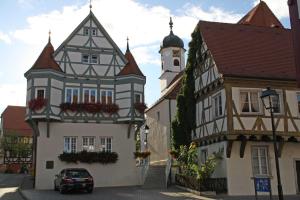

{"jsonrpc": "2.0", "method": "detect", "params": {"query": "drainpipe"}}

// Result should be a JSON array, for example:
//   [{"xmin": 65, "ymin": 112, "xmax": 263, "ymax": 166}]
[{"xmin": 288, "ymin": 0, "xmax": 300, "ymax": 87}]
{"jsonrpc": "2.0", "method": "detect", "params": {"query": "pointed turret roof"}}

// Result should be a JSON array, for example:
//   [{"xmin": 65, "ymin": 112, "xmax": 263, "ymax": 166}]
[
  {"xmin": 118, "ymin": 40, "xmax": 144, "ymax": 77},
  {"xmin": 238, "ymin": 1, "xmax": 284, "ymax": 28},
  {"xmin": 31, "ymin": 36, "xmax": 62, "ymax": 72}
]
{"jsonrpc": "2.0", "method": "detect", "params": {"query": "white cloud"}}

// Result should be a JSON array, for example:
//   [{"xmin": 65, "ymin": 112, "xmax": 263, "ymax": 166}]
[
  {"xmin": 0, "ymin": 31, "xmax": 11, "ymax": 44},
  {"xmin": 253, "ymin": 0, "xmax": 289, "ymax": 19},
  {"xmin": 0, "ymin": 83, "xmax": 26, "ymax": 114}
]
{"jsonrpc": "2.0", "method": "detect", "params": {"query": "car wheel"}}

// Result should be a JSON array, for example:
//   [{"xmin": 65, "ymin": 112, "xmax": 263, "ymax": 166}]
[
  {"xmin": 59, "ymin": 186, "xmax": 65, "ymax": 194},
  {"xmin": 86, "ymin": 187, "xmax": 93, "ymax": 193}
]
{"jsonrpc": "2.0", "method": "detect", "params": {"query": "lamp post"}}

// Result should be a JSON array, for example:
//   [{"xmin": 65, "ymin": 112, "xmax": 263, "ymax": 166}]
[
  {"xmin": 260, "ymin": 87, "xmax": 283, "ymax": 200},
  {"xmin": 144, "ymin": 125, "xmax": 149, "ymax": 150}
]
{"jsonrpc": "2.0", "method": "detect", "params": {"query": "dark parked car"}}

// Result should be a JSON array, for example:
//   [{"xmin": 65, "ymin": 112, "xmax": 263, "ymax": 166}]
[{"xmin": 54, "ymin": 168, "xmax": 94, "ymax": 194}]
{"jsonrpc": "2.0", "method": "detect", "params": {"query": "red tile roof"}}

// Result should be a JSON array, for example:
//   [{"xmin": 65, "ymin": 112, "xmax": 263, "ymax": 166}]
[
  {"xmin": 118, "ymin": 49, "xmax": 144, "ymax": 77},
  {"xmin": 1, "ymin": 106, "xmax": 33, "ymax": 137},
  {"xmin": 238, "ymin": 1, "xmax": 284, "ymax": 28},
  {"xmin": 31, "ymin": 39, "xmax": 62, "ymax": 72},
  {"xmin": 198, "ymin": 21, "xmax": 296, "ymax": 80}
]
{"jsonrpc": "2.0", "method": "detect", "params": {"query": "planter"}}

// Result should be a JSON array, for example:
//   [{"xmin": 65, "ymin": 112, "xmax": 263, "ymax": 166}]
[
  {"xmin": 134, "ymin": 151, "xmax": 150, "ymax": 159},
  {"xmin": 60, "ymin": 103, "xmax": 118, "ymax": 114},
  {"xmin": 28, "ymin": 98, "xmax": 47, "ymax": 111},
  {"xmin": 134, "ymin": 103, "xmax": 147, "ymax": 114},
  {"xmin": 58, "ymin": 151, "xmax": 118, "ymax": 164}
]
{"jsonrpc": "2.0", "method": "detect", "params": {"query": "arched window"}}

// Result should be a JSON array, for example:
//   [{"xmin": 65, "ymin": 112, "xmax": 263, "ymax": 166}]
[{"xmin": 173, "ymin": 59, "xmax": 180, "ymax": 66}]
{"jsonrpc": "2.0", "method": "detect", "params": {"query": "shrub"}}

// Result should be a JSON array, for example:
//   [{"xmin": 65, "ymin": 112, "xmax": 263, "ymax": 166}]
[{"xmin": 58, "ymin": 151, "xmax": 118, "ymax": 164}]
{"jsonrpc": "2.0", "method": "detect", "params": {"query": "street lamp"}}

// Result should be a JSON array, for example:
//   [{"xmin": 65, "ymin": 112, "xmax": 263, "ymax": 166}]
[
  {"xmin": 144, "ymin": 125, "xmax": 149, "ymax": 150},
  {"xmin": 260, "ymin": 87, "xmax": 283, "ymax": 200}
]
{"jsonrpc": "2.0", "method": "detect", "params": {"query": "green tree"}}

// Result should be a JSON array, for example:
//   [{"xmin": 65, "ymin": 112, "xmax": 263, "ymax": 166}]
[{"xmin": 172, "ymin": 27, "xmax": 203, "ymax": 149}]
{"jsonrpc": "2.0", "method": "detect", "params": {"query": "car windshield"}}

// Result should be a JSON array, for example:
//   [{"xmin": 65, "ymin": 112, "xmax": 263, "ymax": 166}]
[{"xmin": 66, "ymin": 170, "xmax": 90, "ymax": 178}]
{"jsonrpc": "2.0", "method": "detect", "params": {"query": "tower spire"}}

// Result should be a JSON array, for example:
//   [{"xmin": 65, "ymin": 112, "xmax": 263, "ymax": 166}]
[
  {"xmin": 126, "ymin": 37, "xmax": 130, "ymax": 52},
  {"xmin": 169, "ymin": 17, "xmax": 173, "ymax": 33},
  {"xmin": 48, "ymin": 30, "xmax": 51, "ymax": 43},
  {"xmin": 89, "ymin": 0, "xmax": 92, "ymax": 11}
]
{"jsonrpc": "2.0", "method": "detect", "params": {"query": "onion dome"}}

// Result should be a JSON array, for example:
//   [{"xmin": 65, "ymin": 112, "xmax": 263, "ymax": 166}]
[{"xmin": 161, "ymin": 18, "xmax": 184, "ymax": 49}]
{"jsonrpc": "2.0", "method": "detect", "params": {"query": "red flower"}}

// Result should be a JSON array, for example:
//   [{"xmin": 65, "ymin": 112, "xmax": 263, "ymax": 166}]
[
  {"xmin": 28, "ymin": 98, "xmax": 47, "ymax": 111},
  {"xmin": 102, "ymin": 103, "xmax": 119, "ymax": 114},
  {"xmin": 134, "ymin": 102, "xmax": 147, "ymax": 113}
]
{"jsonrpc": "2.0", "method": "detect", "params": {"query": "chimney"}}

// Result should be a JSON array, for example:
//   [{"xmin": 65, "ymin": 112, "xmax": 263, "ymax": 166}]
[{"xmin": 288, "ymin": 0, "xmax": 300, "ymax": 87}]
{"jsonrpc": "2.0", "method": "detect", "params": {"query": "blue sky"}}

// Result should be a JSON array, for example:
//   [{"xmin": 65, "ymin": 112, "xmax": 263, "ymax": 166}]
[{"xmin": 0, "ymin": 0, "xmax": 291, "ymax": 113}]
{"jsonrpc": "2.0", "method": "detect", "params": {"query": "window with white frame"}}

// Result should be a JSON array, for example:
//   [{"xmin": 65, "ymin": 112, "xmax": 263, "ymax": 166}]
[
  {"xmin": 82, "ymin": 137, "xmax": 95, "ymax": 151},
  {"xmin": 64, "ymin": 137, "xmax": 77, "ymax": 153},
  {"xmin": 100, "ymin": 137, "xmax": 112, "ymax": 152},
  {"xmin": 35, "ymin": 88, "xmax": 45, "ymax": 99},
  {"xmin": 135, "ymin": 94, "xmax": 142, "ymax": 103},
  {"xmin": 251, "ymin": 146, "xmax": 269, "ymax": 176},
  {"xmin": 91, "ymin": 28, "xmax": 97, "ymax": 36},
  {"xmin": 83, "ymin": 89, "xmax": 97, "ymax": 103},
  {"xmin": 82, "ymin": 54, "xmax": 89, "ymax": 63},
  {"xmin": 65, "ymin": 88, "xmax": 79, "ymax": 103},
  {"xmin": 213, "ymin": 93, "xmax": 222, "ymax": 118},
  {"xmin": 297, "ymin": 93, "xmax": 300, "ymax": 114},
  {"xmin": 83, "ymin": 27, "xmax": 89, "ymax": 36},
  {"xmin": 91, "ymin": 54, "xmax": 98, "ymax": 64},
  {"xmin": 101, "ymin": 90, "xmax": 113, "ymax": 104},
  {"xmin": 200, "ymin": 149, "xmax": 208, "ymax": 164},
  {"xmin": 240, "ymin": 91, "xmax": 260, "ymax": 113}
]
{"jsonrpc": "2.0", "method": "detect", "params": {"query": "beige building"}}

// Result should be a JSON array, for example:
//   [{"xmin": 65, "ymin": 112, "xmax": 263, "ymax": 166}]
[
  {"xmin": 24, "ymin": 10, "xmax": 146, "ymax": 189},
  {"xmin": 145, "ymin": 18, "xmax": 185, "ymax": 164},
  {"xmin": 194, "ymin": 1, "xmax": 300, "ymax": 196}
]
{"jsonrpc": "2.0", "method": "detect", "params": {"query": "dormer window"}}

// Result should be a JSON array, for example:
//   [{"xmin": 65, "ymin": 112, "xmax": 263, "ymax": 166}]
[
  {"xmin": 91, "ymin": 54, "xmax": 98, "ymax": 64},
  {"xmin": 82, "ymin": 54, "xmax": 89, "ymax": 63},
  {"xmin": 82, "ymin": 54, "xmax": 98, "ymax": 64},
  {"xmin": 83, "ymin": 27, "xmax": 97, "ymax": 36},
  {"xmin": 83, "ymin": 28, "xmax": 89, "ymax": 36},
  {"xmin": 91, "ymin": 28, "xmax": 97, "ymax": 36}
]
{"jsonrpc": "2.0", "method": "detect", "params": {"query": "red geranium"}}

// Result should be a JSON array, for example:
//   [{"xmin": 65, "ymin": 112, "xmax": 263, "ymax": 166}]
[
  {"xmin": 102, "ymin": 103, "xmax": 119, "ymax": 114},
  {"xmin": 28, "ymin": 98, "xmax": 47, "ymax": 111},
  {"xmin": 134, "ymin": 102, "xmax": 147, "ymax": 113}
]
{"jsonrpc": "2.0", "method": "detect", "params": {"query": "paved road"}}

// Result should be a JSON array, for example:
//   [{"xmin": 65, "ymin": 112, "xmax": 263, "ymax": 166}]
[{"xmin": 0, "ymin": 173, "xmax": 26, "ymax": 200}]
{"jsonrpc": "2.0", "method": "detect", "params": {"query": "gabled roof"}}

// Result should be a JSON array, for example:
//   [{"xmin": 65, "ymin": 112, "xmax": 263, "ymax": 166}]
[
  {"xmin": 117, "ymin": 44, "xmax": 144, "ymax": 77},
  {"xmin": 53, "ymin": 11, "xmax": 126, "ymax": 64},
  {"xmin": 238, "ymin": 1, "xmax": 283, "ymax": 28},
  {"xmin": 31, "ymin": 38, "xmax": 62, "ymax": 72},
  {"xmin": 1, "ymin": 106, "xmax": 33, "ymax": 137},
  {"xmin": 198, "ymin": 21, "xmax": 296, "ymax": 80}
]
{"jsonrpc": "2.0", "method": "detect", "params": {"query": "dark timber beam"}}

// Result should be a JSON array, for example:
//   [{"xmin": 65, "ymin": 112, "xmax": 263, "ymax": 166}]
[{"xmin": 226, "ymin": 140, "xmax": 233, "ymax": 158}]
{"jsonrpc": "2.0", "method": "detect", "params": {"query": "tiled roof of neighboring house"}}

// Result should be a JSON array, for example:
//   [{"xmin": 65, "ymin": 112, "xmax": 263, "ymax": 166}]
[
  {"xmin": 118, "ymin": 47, "xmax": 144, "ymax": 77},
  {"xmin": 198, "ymin": 21, "xmax": 295, "ymax": 80},
  {"xmin": 31, "ymin": 38, "xmax": 62, "ymax": 72},
  {"xmin": 238, "ymin": 1, "xmax": 284, "ymax": 28},
  {"xmin": 1, "ymin": 106, "xmax": 32, "ymax": 137}
]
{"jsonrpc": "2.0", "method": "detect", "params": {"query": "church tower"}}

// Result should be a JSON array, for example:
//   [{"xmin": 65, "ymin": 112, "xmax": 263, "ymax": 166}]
[{"xmin": 159, "ymin": 18, "xmax": 185, "ymax": 95}]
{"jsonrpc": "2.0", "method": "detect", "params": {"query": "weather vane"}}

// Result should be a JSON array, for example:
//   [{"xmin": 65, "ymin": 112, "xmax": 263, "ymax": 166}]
[{"xmin": 89, "ymin": 0, "xmax": 92, "ymax": 10}]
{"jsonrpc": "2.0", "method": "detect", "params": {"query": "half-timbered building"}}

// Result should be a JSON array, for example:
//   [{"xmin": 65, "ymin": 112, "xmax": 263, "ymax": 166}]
[
  {"xmin": 24, "ymin": 10, "xmax": 146, "ymax": 189},
  {"xmin": 194, "ymin": 1, "xmax": 300, "ymax": 195}
]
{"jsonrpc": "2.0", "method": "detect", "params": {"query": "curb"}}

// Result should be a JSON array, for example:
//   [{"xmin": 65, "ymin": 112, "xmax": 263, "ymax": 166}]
[
  {"xmin": 175, "ymin": 185, "xmax": 216, "ymax": 196},
  {"xmin": 18, "ymin": 188, "xmax": 29, "ymax": 200}
]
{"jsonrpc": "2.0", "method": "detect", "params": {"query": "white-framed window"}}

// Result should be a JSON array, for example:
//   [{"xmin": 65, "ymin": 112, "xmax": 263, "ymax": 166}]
[
  {"xmin": 240, "ymin": 91, "xmax": 260, "ymax": 113},
  {"xmin": 251, "ymin": 146, "xmax": 269, "ymax": 176},
  {"xmin": 91, "ymin": 54, "xmax": 98, "ymax": 64},
  {"xmin": 83, "ymin": 89, "xmax": 97, "ymax": 103},
  {"xmin": 297, "ymin": 93, "xmax": 300, "ymax": 114},
  {"xmin": 83, "ymin": 27, "xmax": 89, "ymax": 36},
  {"xmin": 135, "ymin": 93, "xmax": 142, "ymax": 103},
  {"xmin": 91, "ymin": 28, "xmax": 97, "ymax": 36},
  {"xmin": 100, "ymin": 137, "xmax": 112, "ymax": 152},
  {"xmin": 101, "ymin": 90, "xmax": 113, "ymax": 104},
  {"xmin": 35, "ymin": 88, "xmax": 45, "ymax": 99},
  {"xmin": 64, "ymin": 137, "xmax": 77, "ymax": 153},
  {"xmin": 65, "ymin": 88, "xmax": 79, "ymax": 103},
  {"xmin": 212, "ymin": 93, "xmax": 222, "ymax": 118},
  {"xmin": 200, "ymin": 149, "xmax": 208, "ymax": 164},
  {"xmin": 82, "ymin": 54, "xmax": 89, "ymax": 63},
  {"xmin": 82, "ymin": 137, "xmax": 95, "ymax": 151}
]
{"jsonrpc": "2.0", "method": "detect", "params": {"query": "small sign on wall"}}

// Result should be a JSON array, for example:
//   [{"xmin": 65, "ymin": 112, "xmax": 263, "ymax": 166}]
[
  {"xmin": 46, "ymin": 161, "xmax": 54, "ymax": 169},
  {"xmin": 253, "ymin": 177, "xmax": 272, "ymax": 200}
]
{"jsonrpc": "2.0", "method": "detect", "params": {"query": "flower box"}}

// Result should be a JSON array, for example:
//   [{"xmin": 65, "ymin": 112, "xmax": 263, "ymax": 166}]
[
  {"xmin": 134, "ymin": 102, "xmax": 147, "ymax": 114},
  {"xmin": 102, "ymin": 103, "xmax": 119, "ymax": 114},
  {"xmin": 134, "ymin": 151, "xmax": 151, "ymax": 159},
  {"xmin": 28, "ymin": 98, "xmax": 47, "ymax": 111},
  {"xmin": 58, "ymin": 151, "xmax": 118, "ymax": 164}
]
